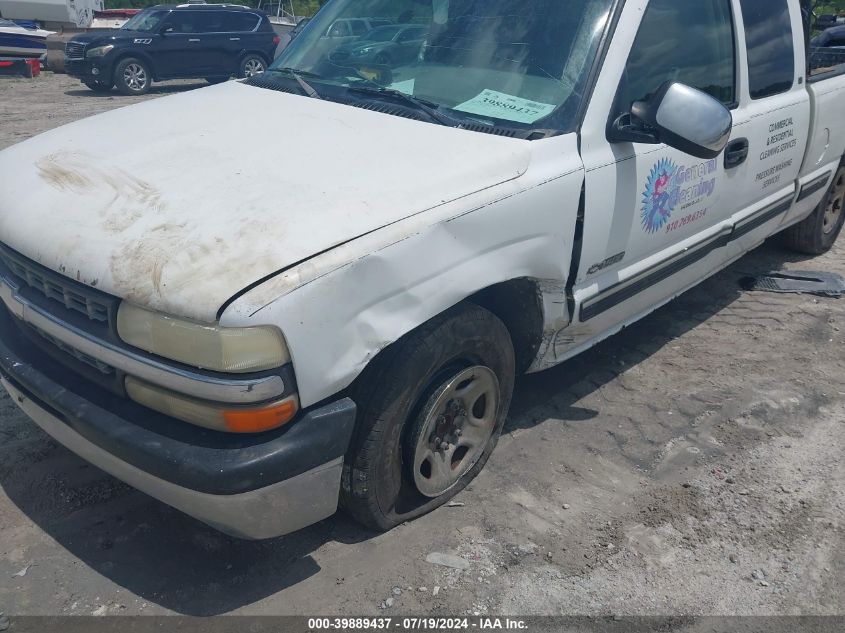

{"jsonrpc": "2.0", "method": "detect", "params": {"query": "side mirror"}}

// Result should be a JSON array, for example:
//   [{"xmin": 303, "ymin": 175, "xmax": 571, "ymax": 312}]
[{"xmin": 609, "ymin": 82, "xmax": 733, "ymax": 160}]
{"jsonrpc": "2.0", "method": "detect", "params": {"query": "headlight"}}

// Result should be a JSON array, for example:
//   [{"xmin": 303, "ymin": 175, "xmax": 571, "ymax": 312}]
[
  {"xmin": 117, "ymin": 303, "xmax": 290, "ymax": 373},
  {"xmin": 86, "ymin": 44, "xmax": 114, "ymax": 58}
]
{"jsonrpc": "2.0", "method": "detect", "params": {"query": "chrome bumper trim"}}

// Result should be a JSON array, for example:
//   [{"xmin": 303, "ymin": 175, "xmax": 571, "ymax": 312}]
[
  {"xmin": 3, "ymin": 377, "xmax": 341, "ymax": 539},
  {"xmin": 0, "ymin": 273, "xmax": 285, "ymax": 404}
]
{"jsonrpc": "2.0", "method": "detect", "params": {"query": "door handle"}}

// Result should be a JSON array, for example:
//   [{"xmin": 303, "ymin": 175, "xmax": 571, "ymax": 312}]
[
  {"xmin": 188, "ymin": 38, "xmax": 200, "ymax": 42},
  {"xmin": 229, "ymin": 37, "xmax": 240, "ymax": 41},
  {"xmin": 724, "ymin": 138, "xmax": 749, "ymax": 169}
]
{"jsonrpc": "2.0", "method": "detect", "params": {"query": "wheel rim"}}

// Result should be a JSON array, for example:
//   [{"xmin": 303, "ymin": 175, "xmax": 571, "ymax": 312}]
[
  {"xmin": 243, "ymin": 58, "xmax": 265, "ymax": 77},
  {"xmin": 123, "ymin": 63, "xmax": 147, "ymax": 92},
  {"xmin": 411, "ymin": 366, "xmax": 500, "ymax": 498},
  {"xmin": 822, "ymin": 169, "xmax": 845, "ymax": 235}
]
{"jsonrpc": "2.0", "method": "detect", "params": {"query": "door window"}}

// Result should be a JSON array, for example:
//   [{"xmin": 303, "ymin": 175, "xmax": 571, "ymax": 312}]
[
  {"xmin": 194, "ymin": 12, "xmax": 226, "ymax": 34},
  {"xmin": 327, "ymin": 21, "xmax": 350, "ymax": 37},
  {"xmin": 163, "ymin": 11, "xmax": 199, "ymax": 33},
  {"xmin": 397, "ymin": 27, "xmax": 425, "ymax": 43},
  {"xmin": 618, "ymin": 0, "xmax": 736, "ymax": 113},
  {"xmin": 225, "ymin": 12, "xmax": 260, "ymax": 33},
  {"xmin": 739, "ymin": 0, "xmax": 795, "ymax": 98},
  {"xmin": 349, "ymin": 20, "xmax": 369, "ymax": 36}
]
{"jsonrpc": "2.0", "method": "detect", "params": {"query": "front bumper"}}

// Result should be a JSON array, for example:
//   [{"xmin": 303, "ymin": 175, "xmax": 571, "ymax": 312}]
[
  {"xmin": 65, "ymin": 57, "xmax": 114, "ymax": 81},
  {"xmin": 0, "ymin": 307, "xmax": 357, "ymax": 540}
]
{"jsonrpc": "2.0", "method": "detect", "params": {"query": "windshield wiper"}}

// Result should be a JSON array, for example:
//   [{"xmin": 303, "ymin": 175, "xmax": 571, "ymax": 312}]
[
  {"xmin": 346, "ymin": 84, "xmax": 454, "ymax": 126},
  {"xmin": 265, "ymin": 67, "xmax": 323, "ymax": 99}
]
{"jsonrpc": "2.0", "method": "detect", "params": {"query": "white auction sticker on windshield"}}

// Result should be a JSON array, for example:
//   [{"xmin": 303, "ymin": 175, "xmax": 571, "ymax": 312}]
[
  {"xmin": 454, "ymin": 89, "xmax": 556, "ymax": 124},
  {"xmin": 388, "ymin": 79, "xmax": 416, "ymax": 95}
]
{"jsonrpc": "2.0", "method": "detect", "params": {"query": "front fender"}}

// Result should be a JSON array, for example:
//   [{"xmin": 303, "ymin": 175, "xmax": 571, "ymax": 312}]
[{"xmin": 221, "ymin": 135, "xmax": 584, "ymax": 407}]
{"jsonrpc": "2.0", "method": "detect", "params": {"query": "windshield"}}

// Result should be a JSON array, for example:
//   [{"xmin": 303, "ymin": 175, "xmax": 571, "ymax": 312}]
[
  {"xmin": 121, "ymin": 9, "xmax": 167, "ymax": 32},
  {"xmin": 271, "ymin": 0, "xmax": 614, "ymax": 134},
  {"xmin": 0, "ymin": 19, "xmax": 20, "ymax": 28}
]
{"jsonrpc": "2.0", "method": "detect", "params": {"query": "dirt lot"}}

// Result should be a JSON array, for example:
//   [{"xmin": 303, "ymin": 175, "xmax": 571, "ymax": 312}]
[{"xmin": 0, "ymin": 72, "xmax": 843, "ymax": 618}]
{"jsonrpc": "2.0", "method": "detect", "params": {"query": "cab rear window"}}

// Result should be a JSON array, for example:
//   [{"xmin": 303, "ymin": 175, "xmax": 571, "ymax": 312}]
[{"xmin": 739, "ymin": 0, "xmax": 795, "ymax": 98}]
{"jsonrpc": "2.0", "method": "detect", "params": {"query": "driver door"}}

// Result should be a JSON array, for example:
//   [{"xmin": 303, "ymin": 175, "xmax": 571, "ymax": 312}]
[
  {"xmin": 156, "ymin": 11, "xmax": 206, "ymax": 77},
  {"xmin": 573, "ymin": 0, "xmax": 741, "ymax": 330}
]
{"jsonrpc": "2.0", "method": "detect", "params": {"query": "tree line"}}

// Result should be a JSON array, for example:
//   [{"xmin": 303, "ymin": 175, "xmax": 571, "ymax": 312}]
[{"xmin": 814, "ymin": 0, "xmax": 845, "ymax": 14}]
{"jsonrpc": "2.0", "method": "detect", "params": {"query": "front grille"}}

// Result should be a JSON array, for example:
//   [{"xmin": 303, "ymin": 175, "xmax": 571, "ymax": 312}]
[
  {"xmin": 65, "ymin": 41, "xmax": 85, "ymax": 59},
  {"xmin": 0, "ymin": 244, "xmax": 113, "ymax": 323},
  {"xmin": 31, "ymin": 325, "xmax": 114, "ymax": 375}
]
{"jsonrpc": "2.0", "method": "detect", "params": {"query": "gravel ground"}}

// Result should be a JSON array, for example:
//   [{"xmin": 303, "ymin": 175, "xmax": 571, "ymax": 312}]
[{"xmin": 0, "ymin": 72, "xmax": 843, "ymax": 618}]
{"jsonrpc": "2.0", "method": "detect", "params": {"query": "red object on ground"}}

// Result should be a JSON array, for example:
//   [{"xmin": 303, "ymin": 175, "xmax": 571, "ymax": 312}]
[
  {"xmin": 0, "ymin": 58, "xmax": 39, "ymax": 77},
  {"xmin": 93, "ymin": 8, "xmax": 140, "ymax": 18}
]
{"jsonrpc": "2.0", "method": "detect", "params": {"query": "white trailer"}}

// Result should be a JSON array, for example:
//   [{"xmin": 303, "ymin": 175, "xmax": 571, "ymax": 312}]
[{"xmin": 0, "ymin": 0, "xmax": 103, "ymax": 29}]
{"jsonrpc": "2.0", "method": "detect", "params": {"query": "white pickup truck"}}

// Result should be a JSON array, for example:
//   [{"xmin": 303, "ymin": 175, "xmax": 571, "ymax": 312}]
[{"xmin": 1, "ymin": 0, "xmax": 844, "ymax": 539}]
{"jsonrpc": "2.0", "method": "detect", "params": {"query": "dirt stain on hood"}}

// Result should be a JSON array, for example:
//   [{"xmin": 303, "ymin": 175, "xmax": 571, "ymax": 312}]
[
  {"xmin": 35, "ymin": 151, "xmax": 165, "ymax": 226},
  {"xmin": 34, "ymin": 150, "xmax": 174, "ymax": 301},
  {"xmin": 35, "ymin": 153, "xmax": 94, "ymax": 192}
]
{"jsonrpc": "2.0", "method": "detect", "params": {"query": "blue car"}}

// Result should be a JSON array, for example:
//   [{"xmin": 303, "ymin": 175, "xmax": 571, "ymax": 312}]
[{"xmin": 328, "ymin": 24, "xmax": 428, "ymax": 68}]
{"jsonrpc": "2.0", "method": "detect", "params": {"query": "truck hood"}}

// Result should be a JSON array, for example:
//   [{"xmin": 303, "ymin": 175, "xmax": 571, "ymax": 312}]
[{"xmin": 0, "ymin": 81, "xmax": 530, "ymax": 322}]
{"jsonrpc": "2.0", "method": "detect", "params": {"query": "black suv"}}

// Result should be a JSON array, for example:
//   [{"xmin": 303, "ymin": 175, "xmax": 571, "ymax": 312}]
[{"xmin": 65, "ymin": 4, "xmax": 279, "ymax": 95}]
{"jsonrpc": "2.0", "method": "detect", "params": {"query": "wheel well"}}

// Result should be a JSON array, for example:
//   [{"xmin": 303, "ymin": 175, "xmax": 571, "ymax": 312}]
[
  {"xmin": 346, "ymin": 278, "xmax": 545, "ymax": 402},
  {"xmin": 241, "ymin": 50, "xmax": 271, "ymax": 65},
  {"xmin": 469, "ymin": 278, "xmax": 544, "ymax": 375}
]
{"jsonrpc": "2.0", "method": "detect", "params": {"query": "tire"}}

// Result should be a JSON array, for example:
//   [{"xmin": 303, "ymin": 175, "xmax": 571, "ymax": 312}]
[
  {"xmin": 114, "ymin": 57, "xmax": 151, "ymax": 95},
  {"xmin": 84, "ymin": 79, "xmax": 112, "ymax": 93},
  {"xmin": 782, "ymin": 164, "xmax": 845, "ymax": 255},
  {"xmin": 237, "ymin": 54, "xmax": 266, "ymax": 79},
  {"xmin": 341, "ymin": 303, "xmax": 515, "ymax": 531}
]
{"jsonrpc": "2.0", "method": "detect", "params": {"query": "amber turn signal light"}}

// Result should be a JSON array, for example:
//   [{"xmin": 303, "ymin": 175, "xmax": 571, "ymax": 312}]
[{"xmin": 224, "ymin": 398, "xmax": 298, "ymax": 433}]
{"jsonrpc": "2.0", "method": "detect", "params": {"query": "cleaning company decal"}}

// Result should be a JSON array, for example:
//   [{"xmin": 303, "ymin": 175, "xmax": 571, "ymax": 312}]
[{"xmin": 641, "ymin": 158, "xmax": 718, "ymax": 234}]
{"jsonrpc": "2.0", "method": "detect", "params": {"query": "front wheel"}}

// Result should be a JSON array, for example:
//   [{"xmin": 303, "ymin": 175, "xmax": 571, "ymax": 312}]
[
  {"xmin": 84, "ymin": 79, "xmax": 112, "ymax": 93},
  {"xmin": 238, "ymin": 54, "xmax": 266, "ymax": 79},
  {"xmin": 114, "ymin": 58, "xmax": 151, "ymax": 95},
  {"xmin": 783, "ymin": 164, "xmax": 845, "ymax": 255},
  {"xmin": 341, "ymin": 304, "xmax": 515, "ymax": 531}
]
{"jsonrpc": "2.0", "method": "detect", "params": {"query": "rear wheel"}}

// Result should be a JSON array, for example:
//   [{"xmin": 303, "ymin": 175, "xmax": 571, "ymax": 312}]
[
  {"xmin": 238, "ymin": 54, "xmax": 266, "ymax": 78},
  {"xmin": 783, "ymin": 164, "xmax": 845, "ymax": 255},
  {"xmin": 341, "ymin": 304, "xmax": 515, "ymax": 531},
  {"xmin": 114, "ymin": 58, "xmax": 151, "ymax": 95}
]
